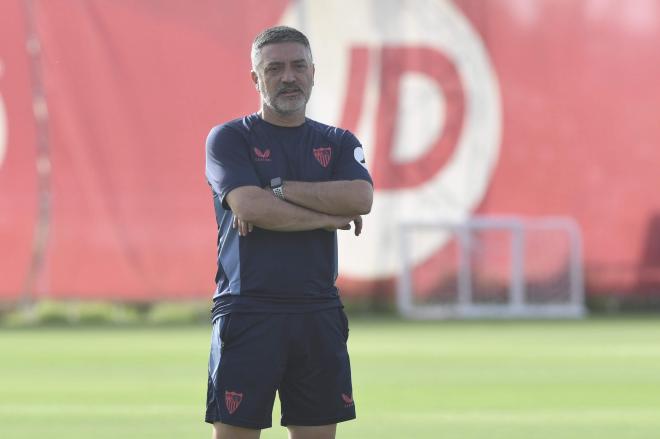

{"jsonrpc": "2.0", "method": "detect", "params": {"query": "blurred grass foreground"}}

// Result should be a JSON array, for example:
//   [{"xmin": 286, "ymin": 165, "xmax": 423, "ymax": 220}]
[
  {"xmin": 1, "ymin": 316, "xmax": 659, "ymax": 439},
  {"xmin": 0, "ymin": 301, "xmax": 213, "ymax": 327}
]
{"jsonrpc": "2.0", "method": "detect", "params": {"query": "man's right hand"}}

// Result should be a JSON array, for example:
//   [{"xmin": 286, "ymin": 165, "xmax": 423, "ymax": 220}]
[{"xmin": 324, "ymin": 215, "xmax": 363, "ymax": 236}]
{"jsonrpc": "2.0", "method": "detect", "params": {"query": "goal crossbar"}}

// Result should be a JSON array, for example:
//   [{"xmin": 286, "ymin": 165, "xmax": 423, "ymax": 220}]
[{"xmin": 396, "ymin": 216, "xmax": 587, "ymax": 320}]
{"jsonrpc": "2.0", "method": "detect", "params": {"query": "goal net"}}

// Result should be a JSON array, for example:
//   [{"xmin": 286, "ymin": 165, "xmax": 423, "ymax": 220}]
[{"xmin": 396, "ymin": 216, "xmax": 586, "ymax": 319}]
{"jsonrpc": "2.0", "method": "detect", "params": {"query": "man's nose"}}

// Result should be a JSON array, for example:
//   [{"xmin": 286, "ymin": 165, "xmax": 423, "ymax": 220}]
[{"xmin": 281, "ymin": 66, "xmax": 296, "ymax": 83}]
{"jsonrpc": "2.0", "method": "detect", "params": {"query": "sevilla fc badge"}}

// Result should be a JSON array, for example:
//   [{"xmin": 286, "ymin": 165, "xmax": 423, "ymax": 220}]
[
  {"xmin": 313, "ymin": 147, "xmax": 332, "ymax": 167},
  {"xmin": 225, "ymin": 391, "xmax": 243, "ymax": 414}
]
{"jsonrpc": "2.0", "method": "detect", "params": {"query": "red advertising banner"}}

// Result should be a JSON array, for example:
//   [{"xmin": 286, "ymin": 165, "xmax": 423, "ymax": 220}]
[
  {"xmin": 1, "ymin": 0, "xmax": 659, "ymax": 302},
  {"xmin": 0, "ymin": 0, "xmax": 39, "ymax": 301},
  {"xmin": 463, "ymin": 0, "xmax": 660, "ymax": 298}
]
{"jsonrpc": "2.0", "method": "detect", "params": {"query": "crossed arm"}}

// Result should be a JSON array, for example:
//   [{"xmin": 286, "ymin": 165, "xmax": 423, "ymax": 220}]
[{"xmin": 225, "ymin": 179, "xmax": 373, "ymax": 236}]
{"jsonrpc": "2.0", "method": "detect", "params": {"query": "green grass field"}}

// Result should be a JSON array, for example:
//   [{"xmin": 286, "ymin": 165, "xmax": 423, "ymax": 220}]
[{"xmin": 1, "ymin": 317, "xmax": 659, "ymax": 438}]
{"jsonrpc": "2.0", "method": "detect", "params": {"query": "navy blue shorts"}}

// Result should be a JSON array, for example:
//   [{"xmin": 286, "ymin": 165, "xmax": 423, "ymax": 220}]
[{"xmin": 205, "ymin": 307, "xmax": 356, "ymax": 429}]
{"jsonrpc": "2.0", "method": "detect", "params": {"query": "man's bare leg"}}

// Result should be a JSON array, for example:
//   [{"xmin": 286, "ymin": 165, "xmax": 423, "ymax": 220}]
[
  {"xmin": 212, "ymin": 423, "xmax": 261, "ymax": 439},
  {"xmin": 287, "ymin": 424, "xmax": 336, "ymax": 439}
]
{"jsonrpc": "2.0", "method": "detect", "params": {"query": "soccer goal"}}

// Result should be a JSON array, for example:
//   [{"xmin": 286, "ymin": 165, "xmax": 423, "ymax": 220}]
[{"xmin": 396, "ymin": 216, "xmax": 586, "ymax": 319}]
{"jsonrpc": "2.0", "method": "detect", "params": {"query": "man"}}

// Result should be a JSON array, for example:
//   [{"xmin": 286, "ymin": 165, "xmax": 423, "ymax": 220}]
[{"xmin": 204, "ymin": 26, "xmax": 373, "ymax": 439}]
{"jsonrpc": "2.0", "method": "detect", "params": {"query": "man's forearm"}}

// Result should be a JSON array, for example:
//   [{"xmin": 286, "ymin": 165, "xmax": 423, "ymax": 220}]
[
  {"xmin": 255, "ymin": 200, "xmax": 341, "ymax": 232},
  {"xmin": 227, "ymin": 186, "xmax": 352, "ymax": 232},
  {"xmin": 280, "ymin": 180, "xmax": 373, "ymax": 216}
]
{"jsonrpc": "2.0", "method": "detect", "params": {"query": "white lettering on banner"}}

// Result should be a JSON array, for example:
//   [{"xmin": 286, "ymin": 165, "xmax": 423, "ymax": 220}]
[
  {"xmin": 392, "ymin": 72, "xmax": 445, "ymax": 163},
  {"xmin": 282, "ymin": 0, "xmax": 502, "ymax": 278},
  {"xmin": 0, "ymin": 58, "xmax": 7, "ymax": 169}
]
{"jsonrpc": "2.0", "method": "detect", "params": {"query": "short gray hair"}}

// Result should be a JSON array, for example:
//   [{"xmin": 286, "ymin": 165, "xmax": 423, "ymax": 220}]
[{"xmin": 251, "ymin": 26, "xmax": 312, "ymax": 68}]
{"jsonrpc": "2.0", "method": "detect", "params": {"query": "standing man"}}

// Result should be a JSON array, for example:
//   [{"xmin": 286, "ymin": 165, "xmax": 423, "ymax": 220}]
[{"xmin": 204, "ymin": 26, "xmax": 373, "ymax": 439}]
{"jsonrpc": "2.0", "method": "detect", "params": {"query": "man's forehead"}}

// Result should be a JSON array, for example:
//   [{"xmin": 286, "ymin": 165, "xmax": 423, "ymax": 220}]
[{"xmin": 259, "ymin": 42, "xmax": 312, "ymax": 63}]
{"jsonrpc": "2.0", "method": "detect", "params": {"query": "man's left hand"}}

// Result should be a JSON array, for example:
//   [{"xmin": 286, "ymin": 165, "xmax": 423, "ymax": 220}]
[{"xmin": 352, "ymin": 216, "xmax": 363, "ymax": 236}]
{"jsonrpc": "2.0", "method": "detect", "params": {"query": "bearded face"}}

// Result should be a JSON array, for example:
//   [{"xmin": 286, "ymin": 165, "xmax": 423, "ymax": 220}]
[{"xmin": 252, "ymin": 42, "xmax": 315, "ymax": 117}]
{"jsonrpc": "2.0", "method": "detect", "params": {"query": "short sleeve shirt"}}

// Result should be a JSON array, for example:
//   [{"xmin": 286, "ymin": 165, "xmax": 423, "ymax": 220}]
[{"xmin": 205, "ymin": 113, "xmax": 372, "ymax": 317}]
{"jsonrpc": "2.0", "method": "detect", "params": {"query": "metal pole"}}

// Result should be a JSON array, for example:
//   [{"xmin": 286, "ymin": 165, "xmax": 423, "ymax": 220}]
[
  {"xmin": 20, "ymin": 0, "xmax": 52, "ymax": 310},
  {"xmin": 510, "ymin": 220, "xmax": 525, "ymax": 312}
]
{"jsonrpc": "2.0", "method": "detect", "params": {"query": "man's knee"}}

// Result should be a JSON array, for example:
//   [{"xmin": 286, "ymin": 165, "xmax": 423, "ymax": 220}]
[
  {"xmin": 212, "ymin": 422, "xmax": 261, "ymax": 439},
  {"xmin": 287, "ymin": 424, "xmax": 336, "ymax": 439}
]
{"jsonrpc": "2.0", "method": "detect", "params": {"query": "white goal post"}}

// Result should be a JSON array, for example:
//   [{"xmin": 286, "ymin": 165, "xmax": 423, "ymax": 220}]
[{"xmin": 396, "ymin": 216, "xmax": 586, "ymax": 319}]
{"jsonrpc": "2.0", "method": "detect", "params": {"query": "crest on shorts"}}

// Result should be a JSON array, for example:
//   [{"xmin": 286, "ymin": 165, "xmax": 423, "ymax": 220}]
[
  {"xmin": 225, "ymin": 391, "xmax": 243, "ymax": 414},
  {"xmin": 313, "ymin": 147, "xmax": 332, "ymax": 168},
  {"xmin": 341, "ymin": 393, "xmax": 354, "ymax": 407}
]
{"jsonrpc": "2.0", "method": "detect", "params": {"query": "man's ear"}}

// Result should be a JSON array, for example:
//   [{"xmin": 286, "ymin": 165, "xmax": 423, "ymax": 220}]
[
  {"xmin": 251, "ymin": 71, "xmax": 259, "ymax": 90},
  {"xmin": 311, "ymin": 64, "xmax": 315, "ymax": 86}
]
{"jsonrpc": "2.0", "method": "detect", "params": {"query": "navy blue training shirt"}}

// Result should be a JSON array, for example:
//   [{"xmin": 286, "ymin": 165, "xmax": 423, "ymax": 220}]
[{"xmin": 206, "ymin": 113, "xmax": 373, "ymax": 318}]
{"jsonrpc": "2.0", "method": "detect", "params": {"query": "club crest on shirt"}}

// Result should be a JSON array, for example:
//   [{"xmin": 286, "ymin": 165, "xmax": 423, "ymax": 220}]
[
  {"xmin": 253, "ymin": 147, "xmax": 271, "ymax": 162},
  {"xmin": 225, "ymin": 391, "xmax": 243, "ymax": 414},
  {"xmin": 313, "ymin": 147, "xmax": 332, "ymax": 168}
]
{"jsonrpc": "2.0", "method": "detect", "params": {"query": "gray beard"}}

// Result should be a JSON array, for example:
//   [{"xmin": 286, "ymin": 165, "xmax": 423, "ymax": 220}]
[{"xmin": 269, "ymin": 95, "xmax": 308, "ymax": 116}]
